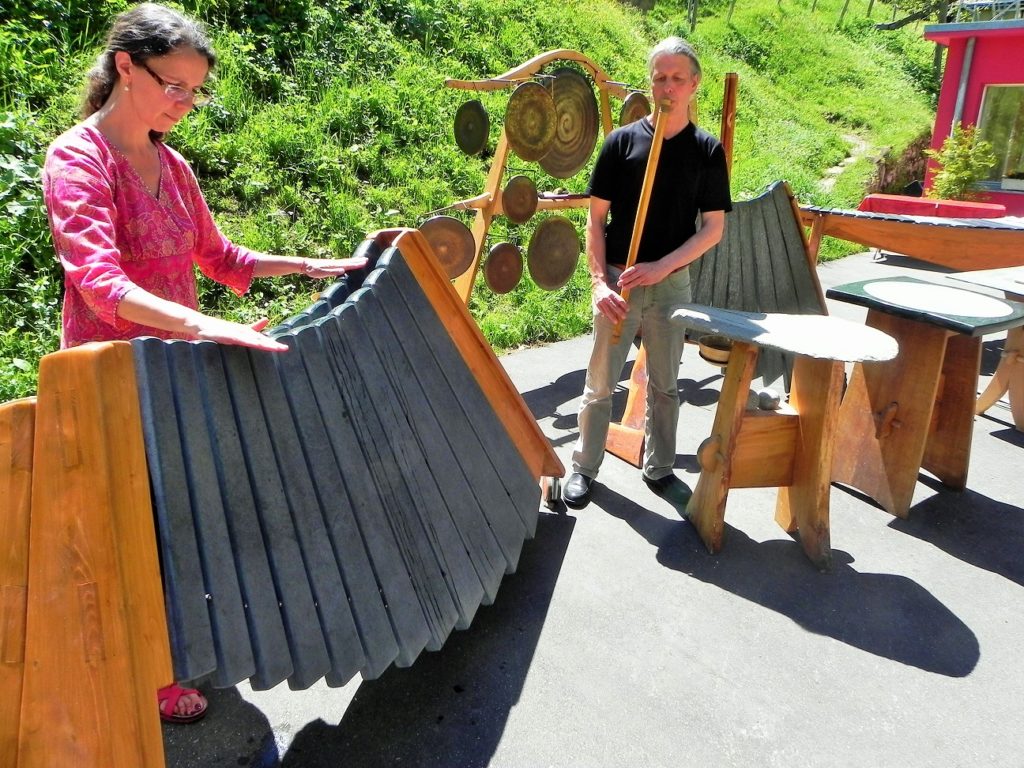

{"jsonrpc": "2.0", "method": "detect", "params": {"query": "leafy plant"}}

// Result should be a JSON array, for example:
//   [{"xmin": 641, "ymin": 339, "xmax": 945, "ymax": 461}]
[{"xmin": 924, "ymin": 122, "xmax": 998, "ymax": 201}]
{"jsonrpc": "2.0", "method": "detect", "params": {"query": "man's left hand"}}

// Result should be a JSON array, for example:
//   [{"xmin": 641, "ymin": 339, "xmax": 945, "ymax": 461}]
[{"xmin": 617, "ymin": 261, "xmax": 668, "ymax": 291}]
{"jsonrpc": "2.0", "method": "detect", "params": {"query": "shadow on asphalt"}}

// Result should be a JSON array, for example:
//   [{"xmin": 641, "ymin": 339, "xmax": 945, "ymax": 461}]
[
  {"xmin": 890, "ymin": 485, "xmax": 1024, "ymax": 589},
  {"xmin": 596, "ymin": 487, "xmax": 979, "ymax": 678},
  {"xmin": 162, "ymin": 686, "xmax": 277, "ymax": 766},
  {"xmin": 518, "ymin": 361, "xmax": 724, "ymax": 436},
  {"xmin": 274, "ymin": 511, "xmax": 576, "ymax": 768}
]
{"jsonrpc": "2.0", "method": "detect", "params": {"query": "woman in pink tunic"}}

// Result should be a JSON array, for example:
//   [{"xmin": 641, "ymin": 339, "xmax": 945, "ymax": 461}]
[
  {"xmin": 44, "ymin": 4, "xmax": 366, "ymax": 353},
  {"xmin": 42, "ymin": 2, "xmax": 367, "ymax": 723}
]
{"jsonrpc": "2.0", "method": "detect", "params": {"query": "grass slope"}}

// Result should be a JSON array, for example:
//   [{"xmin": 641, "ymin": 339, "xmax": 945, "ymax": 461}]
[{"xmin": 0, "ymin": 0, "xmax": 935, "ymax": 400}]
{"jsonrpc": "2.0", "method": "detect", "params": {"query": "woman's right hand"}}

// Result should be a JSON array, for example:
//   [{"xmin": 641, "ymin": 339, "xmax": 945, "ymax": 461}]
[{"xmin": 193, "ymin": 316, "xmax": 289, "ymax": 352}]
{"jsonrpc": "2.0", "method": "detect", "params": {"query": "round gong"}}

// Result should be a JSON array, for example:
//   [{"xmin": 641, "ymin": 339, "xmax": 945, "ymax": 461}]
[
  {"xmin": 527, "ymin": 216, "xmax": 580, "ymax": 290},
  {"xmin": 539, "ymin": 68, "xmax": 599, "ymax": 179},
  {"xmin": 453, "ymin": 99, "xmax": 489, "ymax": 155},
  {"xmin": 418, "ymin": 215, "xmax": 476, "ymax": 279},
  {"xmin": 502, "ymin": 175, "xmax": 538, "ymax": 224},
  {"xmin": 505, "ymin": 81, "xmax": 556, "ymax": 162},
  {"xmin": 620, "ymin": 91, "xmax": 651, "ymax": 126},
  {"xmin": 484, "ymin": 242, "xmax": 523, "ymax": 294}
]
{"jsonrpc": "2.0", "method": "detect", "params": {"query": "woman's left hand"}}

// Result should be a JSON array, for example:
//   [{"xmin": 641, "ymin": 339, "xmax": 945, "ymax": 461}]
[{"xmin": 301, "ymin": 255, "xmax": 369, "ymax": 279}]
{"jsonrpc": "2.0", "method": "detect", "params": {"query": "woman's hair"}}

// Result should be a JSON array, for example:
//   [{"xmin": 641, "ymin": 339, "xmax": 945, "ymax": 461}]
[{"xmin": 81, "ymin": 3, "xmax": 216, "ymax": 118}]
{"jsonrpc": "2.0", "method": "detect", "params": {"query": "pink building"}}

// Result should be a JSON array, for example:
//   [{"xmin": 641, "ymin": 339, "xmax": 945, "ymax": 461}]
[{"xmin": 924, "ymin": 17, "xmax": 1024, "ymax": 214}]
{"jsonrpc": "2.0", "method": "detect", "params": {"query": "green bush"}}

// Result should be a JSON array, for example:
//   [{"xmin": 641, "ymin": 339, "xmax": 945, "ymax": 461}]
[{"xmin": 924, "ymin": 122, "xmax": 998, "ymax": 201}]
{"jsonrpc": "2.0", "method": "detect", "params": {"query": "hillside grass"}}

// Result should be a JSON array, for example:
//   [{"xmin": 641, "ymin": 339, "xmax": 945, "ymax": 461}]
[{"xmin": 0, "ymin": 0, "xmax": 936, "ymax": 400}]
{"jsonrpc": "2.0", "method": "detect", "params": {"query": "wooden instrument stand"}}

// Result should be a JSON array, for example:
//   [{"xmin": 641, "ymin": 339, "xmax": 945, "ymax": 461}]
[{"xmin": 673, "ymin": 306, "xmax": 898, "ymax": 571}]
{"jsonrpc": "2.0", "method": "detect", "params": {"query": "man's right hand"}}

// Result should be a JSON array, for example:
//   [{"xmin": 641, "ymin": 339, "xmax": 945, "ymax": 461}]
[{"xmin": 593, "ymin": 280, "xmax": 629, "ymax": 324}]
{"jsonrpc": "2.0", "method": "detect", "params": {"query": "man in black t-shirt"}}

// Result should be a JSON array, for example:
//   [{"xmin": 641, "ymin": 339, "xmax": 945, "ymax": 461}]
[{"xmin": 564, "ymin": 37, "xmax": 732, "ymax": 510}]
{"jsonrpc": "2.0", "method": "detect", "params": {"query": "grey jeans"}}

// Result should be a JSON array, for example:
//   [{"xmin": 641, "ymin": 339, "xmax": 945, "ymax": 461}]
[{"xmin": 572, "ymin": 267, "xmax": 691, "ymax": 481}]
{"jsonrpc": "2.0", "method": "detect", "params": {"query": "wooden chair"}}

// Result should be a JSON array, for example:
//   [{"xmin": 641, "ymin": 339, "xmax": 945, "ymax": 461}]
[{"xmin": 606, "ymin": 180, "xmax": 828, "ymax": 466}]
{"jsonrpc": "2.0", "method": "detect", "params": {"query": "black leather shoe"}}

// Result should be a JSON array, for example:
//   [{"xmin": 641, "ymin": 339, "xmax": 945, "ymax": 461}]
[
  {"xmin": 642, "ymin": 473, "xmax": 693, "ymax": 508},
  {"xmin": 563, "ymin": 473, "xmax": 594, "ymax": 509}
]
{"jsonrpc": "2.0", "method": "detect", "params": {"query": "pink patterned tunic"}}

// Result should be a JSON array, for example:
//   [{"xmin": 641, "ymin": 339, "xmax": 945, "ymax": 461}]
[{"xmin": 43, "ymin": 123, "xmax": 257, "ymax": 348}]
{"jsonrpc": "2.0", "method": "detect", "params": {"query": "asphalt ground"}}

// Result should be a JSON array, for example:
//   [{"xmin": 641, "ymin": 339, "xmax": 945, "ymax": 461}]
[{"xmin": 165, "ymin": 251, "xmax": 1024, "ymax": 767}]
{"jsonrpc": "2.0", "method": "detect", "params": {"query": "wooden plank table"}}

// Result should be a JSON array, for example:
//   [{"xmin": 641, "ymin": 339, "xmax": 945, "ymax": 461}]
[
  {"xmin": 946, "ymin": 266, "xmax": 1024, "ymax": 431},
  {"xmin": 799, "ymin": 205, "xmax": 1024, "ymax": 270},
  {"xmin": 673, "ymin": 305, "xmax": 898, "ymax": 570},
  {"xmin": 827, "ymin": 276, "xmax": 1024, "ymax": 519}
]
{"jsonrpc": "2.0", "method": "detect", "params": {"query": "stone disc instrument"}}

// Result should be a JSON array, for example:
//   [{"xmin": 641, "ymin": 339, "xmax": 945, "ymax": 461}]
[
  {"xmin": 539, "ymin": 68, "xmax": 599, "ymax": 179},
  {"xmin": 527, "ymin": 216, "xmax": 580, "ymax": 290},
  {"xmin": 619, "ymin": 91, "xmax": 651, "ymax": 126},
  {"xmin": 501, "ymin": 175, "xmax": 538, "ymax": 224},
  {"xmin": 505, "ymin": 81, "xmax": 557, "ymax": 162},
  {"xmin": 418, "ymin": 215, "xmax": 477, "ymax": 279},
  {"xmin": 483, "ymin": 242, "xmax": 524, "ymax": 294},
  {"xmin": 453, "ymin": 99, "xmax": 489, "ymax": 155}
]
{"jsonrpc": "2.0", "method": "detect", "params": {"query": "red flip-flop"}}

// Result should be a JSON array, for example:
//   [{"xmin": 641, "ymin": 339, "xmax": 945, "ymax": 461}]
[{"xmin": 157, "ymin": 683, "xmax": 207, "ymax": 724}]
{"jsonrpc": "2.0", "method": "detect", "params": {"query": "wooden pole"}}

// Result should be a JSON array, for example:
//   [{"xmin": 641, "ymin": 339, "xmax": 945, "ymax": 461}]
[
  {"xmin": 611, "ymin": 100, "xmax": 672, "ymax": 344},
  {"xmin": 719, "ymin": 73, "xmax": 739, "ymax": 178}
]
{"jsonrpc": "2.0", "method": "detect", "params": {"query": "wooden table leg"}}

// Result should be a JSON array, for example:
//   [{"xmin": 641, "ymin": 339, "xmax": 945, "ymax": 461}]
[
  {"xmin": 687, "ymin": 342, "xmax": 758, "ymax": 553},
  {"xmin": 976, "ymin": 326, "xmax": 1024, "ymax": 431},
  {"xmin": 923, "ymin": 333, "xmax": 981, "ymax": 489},
  {"xmin": 774, "ymin": 356, "xmax": 844, "ymax": 570},
  {"xmin": 831, "ymin": 311, "xmax": 953, "ymax": 518}
]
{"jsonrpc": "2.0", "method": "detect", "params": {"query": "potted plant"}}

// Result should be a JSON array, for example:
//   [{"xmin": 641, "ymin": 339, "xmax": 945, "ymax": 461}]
[{"xmin": 924, "ymin": 123, "xmax": 998, "ymax": 200}]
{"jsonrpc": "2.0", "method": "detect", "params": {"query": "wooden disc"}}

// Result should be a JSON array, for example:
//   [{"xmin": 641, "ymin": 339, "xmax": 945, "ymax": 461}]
[
  {"xmin": 539, "ymin": 68, "xmax": 599, "ymax": 179},
  {"xmin": 502, "ymin": 175, "xmax": 538, "ymax": 224},
  {"xmin": 454, "ymin": 99, "xmax": 489, "ymax": 155},
  {"xmin": 484, "ymin": 242, "xmax": 523, "ymax": 294},
  {"xmin": 418, "ymin": 215, "xmax": 476, "ymax": 279},
  {"xmin": 620, "ymin": 91, "xmax": 651, "ymax": 126},
  {"xmin": 527, "ymin": 216, "xmax": 580, "ymax": 290},
  {"xmin": 505, "ymin": 81, "xmax": 556, "ymax": 162}
]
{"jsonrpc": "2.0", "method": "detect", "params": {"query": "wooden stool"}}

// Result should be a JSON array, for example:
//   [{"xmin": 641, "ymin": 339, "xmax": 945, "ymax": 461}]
[
  {"xmin": 674, "ymin": 306, "xmax": 898, "ymax": 571},
  {"xmin": 947, "ymin": 267, "xmax": 1024, "ymax": 432},
  {"xmin": 827, "ymin": 276, "xmax": 1024, "ymax": 519}
]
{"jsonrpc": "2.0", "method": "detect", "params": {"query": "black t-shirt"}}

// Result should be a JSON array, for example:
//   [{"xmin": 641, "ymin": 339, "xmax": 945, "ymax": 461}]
[{"xmin": 587, "ymin": 119, "xmax": 732, "ymax": 265}]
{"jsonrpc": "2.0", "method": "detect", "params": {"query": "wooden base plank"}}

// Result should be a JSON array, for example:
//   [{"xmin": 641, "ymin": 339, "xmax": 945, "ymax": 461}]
[
  {"xmin": 687, "ymin": 342, "xmax": 759, "ymax": 553},
  {"xmin": 730, "ymin": 408, "xmax": 798, "ymax": 489},
  {"xmin": 20, "ymin": 343, "xmax": 168, "ymax": 768},
  {"xmin": 922, "ymin": 333, "xmax": 980, "ymax": 489},
  {"xmin": 774, "ymin": 356, "xmax": 844, "ymax": 571},
  {"xmin": 0, "ymin": 398, "xmax": 34, "ymax": 768},
  {"xmin": 832, "ymin": 312, "xmax": 952, "ymax": 518}
]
